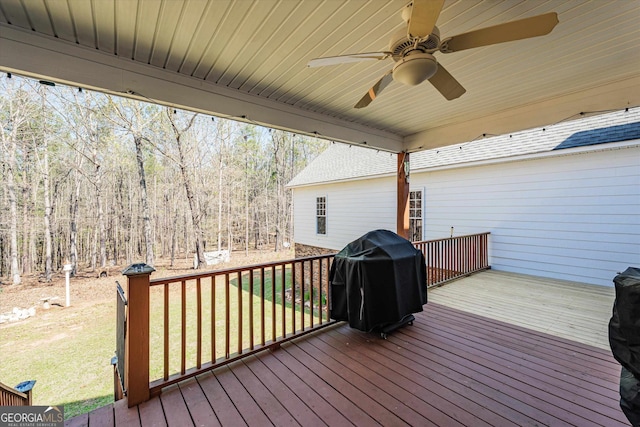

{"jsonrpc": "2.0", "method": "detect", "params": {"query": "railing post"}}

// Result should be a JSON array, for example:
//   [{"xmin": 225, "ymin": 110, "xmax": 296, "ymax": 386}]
[
  {"xmin": 122, "ymin": 263, "xmax": 155, "ymax": 407},
  {"xmin": 397, "ymin": 152, "xmax": 410, "ymax": 239}
]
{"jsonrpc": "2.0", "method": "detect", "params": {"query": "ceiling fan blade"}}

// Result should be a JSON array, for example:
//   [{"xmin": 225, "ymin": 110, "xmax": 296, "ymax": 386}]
[
  {"xmin": 308, "ymin": 52, "xmax": 392, "ymax": 68},
  {"xmin": 354, "ymin": 71, "xmax": 394, "ymax": 109},
  {"xmin": 408, "ymin": 0, "xmax": 445, "ymax": 39},
  {"xmin": 428, "ymin": 63, "xmax": 466, "ymax": 100},
  {"xmin": 442, "ymin": 12, "xmax": 559, "ymax": 52}
]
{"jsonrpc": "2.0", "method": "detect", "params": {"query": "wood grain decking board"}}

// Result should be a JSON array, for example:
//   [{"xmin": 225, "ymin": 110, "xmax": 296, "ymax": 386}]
[
  {"xmin": 66, "ymin": 271, "xmax": 625, "ymax": 426},
  {"xmin": 428, "ymin": 270, "xmax": 615, "ymax": 349}
]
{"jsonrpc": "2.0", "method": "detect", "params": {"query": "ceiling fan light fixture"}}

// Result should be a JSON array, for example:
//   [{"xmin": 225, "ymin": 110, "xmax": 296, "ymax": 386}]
[{"xmin": 392, "ymin": 52, "xmax": 437, "ymax": 86}]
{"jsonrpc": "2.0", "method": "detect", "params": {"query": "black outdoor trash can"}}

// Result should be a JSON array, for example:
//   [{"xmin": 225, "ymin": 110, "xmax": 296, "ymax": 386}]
[
  {"xmin": 329, "ymin": 229, "xmax": 427, "ymax": 337},
  {"xmin": 609, "ymin": 266, "xmax": 640, "ymax": 426}
]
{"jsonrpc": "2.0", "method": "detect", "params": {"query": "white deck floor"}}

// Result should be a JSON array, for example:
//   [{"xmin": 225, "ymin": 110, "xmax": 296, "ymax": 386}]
[{"xmin": 428, "ymin": 270, "xmax": 616, "ymax": 350}]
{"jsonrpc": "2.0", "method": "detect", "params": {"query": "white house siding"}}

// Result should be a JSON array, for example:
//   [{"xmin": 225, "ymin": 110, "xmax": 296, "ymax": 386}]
[
  {"xmin": 410, "ymin": 146, "xmax": 640, "ymax": 287},
  {"xmin": 289, "ymin": 110, "xmax": 640, "ymax": 287},
  {"xmin": 292, "ymin": 176, "xmax": 396, "ymax": 251}
]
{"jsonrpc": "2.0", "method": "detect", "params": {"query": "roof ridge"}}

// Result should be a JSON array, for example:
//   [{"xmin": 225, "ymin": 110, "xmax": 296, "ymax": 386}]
[{"xmin": 288, "ymin": 107, "xmax": 640, "ymax": 188}]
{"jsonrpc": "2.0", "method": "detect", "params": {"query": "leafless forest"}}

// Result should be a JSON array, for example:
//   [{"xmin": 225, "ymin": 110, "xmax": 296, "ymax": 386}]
[{"xmin": 0, "ymin": 75, "xmax": 328, "ymax": 284}]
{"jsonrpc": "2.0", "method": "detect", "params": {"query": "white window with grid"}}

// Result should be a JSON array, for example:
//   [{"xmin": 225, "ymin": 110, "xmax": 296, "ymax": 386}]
[
  {"xmin": 316, "ymin": 196, "xmax": 327, "ymax": 235},
  {"xmin": 409, "ymin": 189, "xmax": 423, "ymax": 242}
]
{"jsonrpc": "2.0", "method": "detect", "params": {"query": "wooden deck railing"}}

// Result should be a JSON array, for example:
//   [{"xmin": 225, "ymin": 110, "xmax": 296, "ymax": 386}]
[
  {"xmin": 413, "ymin": 232, "xmax": 490, "ymax": 287},
  {"xmin": 120, "ymin": 233, "xmax": 489, "ymax": 407},
  {"xmin": 0, "ymin": 381, "xmax": 34, "ymax": 406},
  {"xmin": 121, "ymin": 254, "xmax": 336, "ymax": 407},
  {"xmin": 112, "ymin": 282, "xmax": 127, "ymax": 401}
]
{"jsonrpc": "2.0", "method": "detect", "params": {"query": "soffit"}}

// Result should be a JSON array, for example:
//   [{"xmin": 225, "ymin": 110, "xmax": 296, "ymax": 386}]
[{"xmin": 1, "ymin": 0, "xmax": 638, "ymax": 152}]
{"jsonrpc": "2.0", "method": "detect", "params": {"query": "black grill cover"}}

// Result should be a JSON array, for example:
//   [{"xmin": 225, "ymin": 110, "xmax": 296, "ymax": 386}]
[
  {"xmin": 609, "ymin": 267, "xmax": 640, "ymax": 426},
  {"xmin": 609, "ymin": 267, "xmax": 640, "ymax": 379},
  {"xmin": 329, "ymin": 229, "xmax": 427, "ymax": 332}
]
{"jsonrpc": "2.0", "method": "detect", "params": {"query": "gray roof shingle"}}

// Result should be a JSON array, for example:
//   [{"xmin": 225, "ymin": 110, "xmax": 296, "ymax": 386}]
[{"xmin": 288, "ymin": 108, "xmax": 640, "ymax": 187}]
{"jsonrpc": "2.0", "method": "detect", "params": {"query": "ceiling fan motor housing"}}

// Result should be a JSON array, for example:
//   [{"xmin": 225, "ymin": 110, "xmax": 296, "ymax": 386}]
[
  {"xmin": 389, "ymin": 26, "xmax": 440, "ymax": 60},
  {"xmin": 392, "ymin": 52, "xmax": 437, "ymax": 86}
]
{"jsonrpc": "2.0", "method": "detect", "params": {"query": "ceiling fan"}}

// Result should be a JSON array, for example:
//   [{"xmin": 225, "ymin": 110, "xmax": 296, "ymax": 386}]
[{"xmin": 307, "ymin": 0, "xmax": 559, "ymax": 109}]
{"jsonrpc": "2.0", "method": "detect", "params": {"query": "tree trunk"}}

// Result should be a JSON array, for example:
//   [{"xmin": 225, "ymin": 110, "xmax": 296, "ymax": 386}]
[
  {"xmin": 245, "ymin": 162, "xmax": 249, "ymax": 256},
  {"xmin": 91, "ymin": 226, "xmax": 97, "ymax": 271},
  {"xmin": 7, "ymin": 144, "xmax": 21, "ymax": 284},
  {"xmin": 134, "ymin": 135, "xmax": 154, "ymax": 267},
  {"xmin": 43, "ymin": 126, "xmax": 53, "ymax": 282},
  {"xmin": 117, "ymin": 172, "xmax": 132, "ymax": 265},
  {"xmin": 253, "ymin": 211, "xmax": 259, "ymax": 250},
  {"xmin": 168, "ymin": 111, "xmax": 205, "ymax": 269},
  {"xmin": 87, "ymin": 118, "xmax": 108, "ymax": 269},
  {"xmin": 96, "ymin": 166, "xmax": 107, "ymax": 268},
  {"xmin": 217, "ymin": 160, "xmax": 223, "ymax": 251},
  {"xmin": 179, "ymin": 161, "xmax": 205, "ymax": 268},
  {"xmin": 226, "ymin": 185, "xmax": 233, "ymax": 253},
  {"xmin": 176, "ymin": 141, "xmax": 205, "ymax": 268},
  {"xmin": 1, "ymin": 79, "xmax": 25, "ymax": 284},
  {"xmin": 28, "ymin": 175, "xmax": 38, "ymax": 276},
  {"xmin": 21, "ymin": 162, "xmax": 31, "ymax": 274},
  {"xmin": 170, "ymin": 205, "xmax": 178, "ymax": 267},
  {"xmin": 69, "ymin": 169, "xmax": 81, "ymax": 275},
  {"xmin": 264, "ymin": 189, "xmax": 270, "ymax": 247},
  {"xmin": 272, "ymin": 135, "xmax": 282, "ymax": 252}
]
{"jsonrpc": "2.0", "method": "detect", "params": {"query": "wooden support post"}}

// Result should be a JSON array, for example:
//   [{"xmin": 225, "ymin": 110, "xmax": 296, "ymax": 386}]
[
  {"xmin": 397, "ymin": 152, "xmax": 410, "ymax": 239},
  {"xmin": 122, "ymin": 263, "xmax": 155, "ymax": 407}
]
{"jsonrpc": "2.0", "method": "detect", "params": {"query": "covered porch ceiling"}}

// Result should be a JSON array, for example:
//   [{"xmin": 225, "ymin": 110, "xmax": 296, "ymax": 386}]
[{"xmin": 1, "ymin": 0, "xmax": 638, "ymax": 153}]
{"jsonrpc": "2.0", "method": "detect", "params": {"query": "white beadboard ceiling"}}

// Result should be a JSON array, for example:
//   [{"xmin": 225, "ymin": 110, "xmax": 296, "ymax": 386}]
[{"xmin": 0, "ymin": 0, "xmax": 638, "ymax": 153}]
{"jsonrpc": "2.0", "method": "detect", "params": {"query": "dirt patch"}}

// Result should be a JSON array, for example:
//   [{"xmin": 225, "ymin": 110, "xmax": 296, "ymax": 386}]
[{"xmin": 0, "ymin": 249, "xmax": 294, "ymax": 318}]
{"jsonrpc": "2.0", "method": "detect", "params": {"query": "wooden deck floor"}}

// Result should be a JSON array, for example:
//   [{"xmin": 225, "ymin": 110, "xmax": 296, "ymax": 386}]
[
  {"xmin": 429, "ymin": 270, "xmax": 616, "ymax": 350},
  {"xmin": 66, "ymin": 272, "xmax": 625, "ymax": 426}
]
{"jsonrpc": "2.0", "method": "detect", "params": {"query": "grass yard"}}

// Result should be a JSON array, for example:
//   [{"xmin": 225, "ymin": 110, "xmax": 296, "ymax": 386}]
[
  {"xmin": 0, "ymin": 300, "xmax": 116, "ymax": 418},
  {"xmin": 148, "ymin": 267, "xmax": 326, "ymax": 381},
  {"xmin": 0, "ymin": 250, "xmax": 316, "ymax": 419}
]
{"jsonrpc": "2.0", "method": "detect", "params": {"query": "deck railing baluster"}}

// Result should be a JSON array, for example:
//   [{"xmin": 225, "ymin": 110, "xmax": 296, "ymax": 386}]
[
  {"xmin": 292, "ymin": 261, "xmax": 296, "ymax": 334},
  {"xmin": 163, "ymin": 284, "xmax": 169, "ymax": 381},
  {"xmin": 300, "ymin": 261, "xmax": 313, "ymax": 331},
  {"xmin": 260, "ymin": 268, "xmax": 265, "ymax": 346},
  {"xmin": 325, "ymin": 259, "xmax": 331, "ymax": 321},
  {"xmin": 281, "ymin": 264, "xmax": 286, "ymax": 338},
  {"xmin": 180, "ymin": 280, "xmax": 186, "ymax": 375},
  {"xmin": 318, "ymin": 259, "xmax": 322, "ymax": 323},
  {"xmin": 211, "ymin": 275, "xmax": 216, "ymax": 362},
  {"xmin": 249, "ymin": 269, "xmax": 254, "ymax": 351},
  {"xmin": 436, "ymin": 241, "xmax": 439, "ymax": 280},
  {"xmin": 237, "ymin": 272, "xmax": 242, "ymax": 355},
  {"xmin": 414, "ymin": 232, "xmax": 490, "ymax": 288},
  {"xmin": 271, "ymin": 265, "xmax": 276, "ymax": 343},
  {"xmin": 311, "ymin": 260, "xmax": 316, "ymax": 328},
  {"xmin": 225, "ymin": 273, "xmax": 230, "ymax": 359},
  {"xmin": 129, "ymin": 254, "xmax": 338, "ymax": 401},
  {"xmin": 134, "ymin": 242, "xmax": 487, "ymax": 401},
  {"xmin": 196, "ymin": 278, "xmax": 202, "ymax": 369}
]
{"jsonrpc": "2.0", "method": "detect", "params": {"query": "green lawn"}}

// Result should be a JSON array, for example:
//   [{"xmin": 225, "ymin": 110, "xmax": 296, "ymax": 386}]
[
  {"xmin": 0, "ymin": 268, "xmax": 324, "ymax": 419},
  {"xmin": 148, "ymin": 267, "xmax": 325, "ymax": 381},
  {"xmin": 0, "ymin": 302, "xmax": 116, "ymax": 419}
]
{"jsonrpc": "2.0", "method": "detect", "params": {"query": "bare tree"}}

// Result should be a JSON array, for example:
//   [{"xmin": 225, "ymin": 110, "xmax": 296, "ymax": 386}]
[
  {"xmin": 67, "ymin": 92, "xmax": 89, "ymax": 275},
  {"xmin": 134, "ymin": 134, "xmax": 154, "ymax": 266},
  {"xmin": 41, "ymin": 98, "xmax": 53, "ymax": 281},
  {"xmin": 0, "ymin": 76, "xmax": 33, "ymax": 284},
  {"xmin": 271, "ymin": 131, "xmax": 286, "ymax": 252},
  {"xmin": 166, "ymin": 109, "xmax": 205, "ymax": 268},
  {"xmin": 109, "ymin": 97, "xmax": 159, "ymax": 266},
  {"xmin": 1, "ymin": 77, "xmax": 330, "ymax": 279},
  {"xmin": 7, "ymin": 125, "xmax": 21, "ymax": 284}
]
